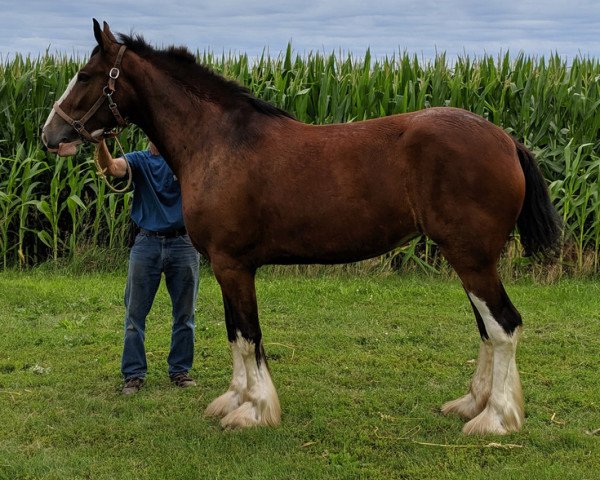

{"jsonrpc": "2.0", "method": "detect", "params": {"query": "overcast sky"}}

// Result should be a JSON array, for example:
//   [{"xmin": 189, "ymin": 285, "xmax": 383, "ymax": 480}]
[{"xmin": 1, "ymin": 1, "xmax": 598, "ymax": 62}]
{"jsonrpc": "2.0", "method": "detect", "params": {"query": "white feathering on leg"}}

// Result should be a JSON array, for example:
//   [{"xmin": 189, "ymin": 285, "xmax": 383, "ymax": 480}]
[
  {"xmin": 442, "ymin": 339, "xmax": 493, "ymax": 420},
  {"xmin": 205, "ymin": 340, "xmax": 247, "ymax": 418},
  {"xmin": 219, "ymin": 332, "xmax": 281, "ymax": 428},
  {"xmin": 462, "ymin": 293, "xmax": 524, "ymax": 435}
]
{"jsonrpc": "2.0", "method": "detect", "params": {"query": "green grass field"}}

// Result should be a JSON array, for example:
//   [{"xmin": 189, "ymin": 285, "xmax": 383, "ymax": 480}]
[{"xmin": 0, "ymin": 270, "xmax": 598, "ymax": 479}]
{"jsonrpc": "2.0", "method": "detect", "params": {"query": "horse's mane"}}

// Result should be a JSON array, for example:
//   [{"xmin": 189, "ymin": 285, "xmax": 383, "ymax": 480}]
[{"xmin": 117, "ymin": 33, "xmax": 295, "ymax": 120}]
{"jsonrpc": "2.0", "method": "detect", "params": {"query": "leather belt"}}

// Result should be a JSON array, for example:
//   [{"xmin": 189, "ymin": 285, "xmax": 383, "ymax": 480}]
[{"xmin": 139, "ymin": 227, "xmax": 187, "ymax": 238}]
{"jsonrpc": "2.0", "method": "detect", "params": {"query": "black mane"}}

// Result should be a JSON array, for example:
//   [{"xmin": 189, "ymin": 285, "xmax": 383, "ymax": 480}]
[{"xmin": 117, "ymin": 33, "xmax": 294, "ymax": 120}]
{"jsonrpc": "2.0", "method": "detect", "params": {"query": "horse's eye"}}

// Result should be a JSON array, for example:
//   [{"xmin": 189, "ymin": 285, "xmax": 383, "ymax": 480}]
[{"xmin": 77, "ymin": 72, "xmax": 91, "ymax": 83}]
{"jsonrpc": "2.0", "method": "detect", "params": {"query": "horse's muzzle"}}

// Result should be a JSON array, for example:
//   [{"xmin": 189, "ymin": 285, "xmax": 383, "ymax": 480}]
[{"xmin": 41, "ymin": 129, "xmax": 80, "ymax": 156}]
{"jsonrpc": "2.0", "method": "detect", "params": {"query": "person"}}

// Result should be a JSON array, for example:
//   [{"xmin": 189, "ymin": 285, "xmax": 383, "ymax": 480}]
[{"xmin": 96, "ymin": 139, "xmax": 200, "ymax": 395}]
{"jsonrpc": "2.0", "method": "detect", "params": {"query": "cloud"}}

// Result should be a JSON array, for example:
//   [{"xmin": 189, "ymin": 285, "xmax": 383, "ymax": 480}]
[{"xmin": 1, "ymin": 0, "xmax": 598, "ymax": 61}]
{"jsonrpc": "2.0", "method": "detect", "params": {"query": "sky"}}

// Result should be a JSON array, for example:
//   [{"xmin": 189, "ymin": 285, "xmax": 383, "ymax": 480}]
[{"xmin": 1, "ymin": 0, "xmax": 599, "ymax": 62}]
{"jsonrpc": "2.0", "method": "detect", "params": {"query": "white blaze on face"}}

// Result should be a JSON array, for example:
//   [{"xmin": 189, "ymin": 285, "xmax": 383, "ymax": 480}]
[{"xmin": 43, "ymin": 73, "xmax": 78, "ymax": 131}]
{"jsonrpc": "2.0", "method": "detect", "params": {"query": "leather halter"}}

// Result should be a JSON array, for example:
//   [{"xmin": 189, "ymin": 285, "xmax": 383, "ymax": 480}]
[{"xmin": 53, "ymin": 45, "xmax": 128, "ymax": 143}]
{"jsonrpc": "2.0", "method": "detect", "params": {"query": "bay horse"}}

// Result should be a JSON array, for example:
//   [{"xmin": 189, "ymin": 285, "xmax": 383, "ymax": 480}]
[{"xmin": 42, "ymin": 20, "xmax": 561, "ymax": 435}]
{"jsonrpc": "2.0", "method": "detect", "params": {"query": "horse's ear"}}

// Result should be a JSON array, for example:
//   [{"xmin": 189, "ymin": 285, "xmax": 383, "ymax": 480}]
[
  {"xmin": 102, "ymin": 21, "xmax": 118, "ymax": 43},
  {"xmin": 93, "ymin": 19, "xmax": 104, "ymax": 50},
  {"xmin": 93, "ymin": 18, "xmax": 116, "ymax": 52}
]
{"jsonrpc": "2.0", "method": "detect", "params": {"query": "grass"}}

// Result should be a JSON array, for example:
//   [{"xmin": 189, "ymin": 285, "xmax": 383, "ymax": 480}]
[{"xmin": 0, "ymin": 269, "xmax": 598, "ymax": 479}]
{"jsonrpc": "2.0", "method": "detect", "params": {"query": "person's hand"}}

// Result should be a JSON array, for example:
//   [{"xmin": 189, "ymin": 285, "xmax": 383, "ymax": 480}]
[{"xmin": 95, "ymin": 138, "xmax": 111, "ymax": 173}]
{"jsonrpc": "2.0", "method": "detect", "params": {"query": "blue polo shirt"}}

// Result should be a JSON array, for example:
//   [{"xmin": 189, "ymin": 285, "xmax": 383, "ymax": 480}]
[{"xmin": 125, "ymin": 150, "xmax": 185, "ymax": 232}]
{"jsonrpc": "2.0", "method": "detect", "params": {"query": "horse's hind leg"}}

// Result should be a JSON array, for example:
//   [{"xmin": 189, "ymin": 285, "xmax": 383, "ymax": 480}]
[
  {"xmin": 441, "ymin": 336, "xmax": 492, "ymax": 420},
  {"xmin": 204, "ymin": 261, "xmax": 280, "ymax": 428},
  {"xmin": 464, "ymin": 286, "xmax": 524, "ymax": 435},
  {"xmin": 442, "ymin": 261, "xmax": 524, "ymax": 435}
]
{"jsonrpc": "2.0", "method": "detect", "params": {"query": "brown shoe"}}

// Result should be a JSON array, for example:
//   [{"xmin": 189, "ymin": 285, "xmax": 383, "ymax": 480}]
[
  {"xmin": 170, "ymin": 372, "xmax": 196, "ymax": 388},
  {"xmin": 122, "ymin": 377, "xmax": 144, "ymax": 395}
]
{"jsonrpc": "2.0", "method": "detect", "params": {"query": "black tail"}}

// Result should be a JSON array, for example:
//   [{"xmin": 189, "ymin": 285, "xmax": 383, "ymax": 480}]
[{"xmin": 514, "ymin": 140, "xmax": 562, "ymax": 258}]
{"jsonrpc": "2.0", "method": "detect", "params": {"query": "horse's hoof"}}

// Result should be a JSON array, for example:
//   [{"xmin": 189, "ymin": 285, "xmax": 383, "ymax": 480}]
[
  {"xmin": 220, "ymin": 400, "xmax": 281, "ymax": 429},
  {"xmin": 462, "ymin": 405, "xmax": 522, "ymax": 435},
  {"xmin": 441, "ymin": 393, "xmax": 484, "ymax": 420},
  {"xmin": 220, "ymin": 402, "xmax": 261, "ymax": 429},
  {"xmin": 204, "ymin": 390, "xmax": 242, "ymax": 418}
]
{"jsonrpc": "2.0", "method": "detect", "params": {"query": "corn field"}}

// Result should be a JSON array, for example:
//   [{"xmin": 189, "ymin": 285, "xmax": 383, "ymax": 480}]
[{"xmin": 1, "ymin": 47, "xmax": 599, "ymax": 273}]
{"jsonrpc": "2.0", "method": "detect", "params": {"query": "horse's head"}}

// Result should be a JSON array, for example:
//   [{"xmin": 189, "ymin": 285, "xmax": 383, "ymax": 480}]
[{"xmin": 42, "ymin": 20, "xmax": 132, "ymax": 156}]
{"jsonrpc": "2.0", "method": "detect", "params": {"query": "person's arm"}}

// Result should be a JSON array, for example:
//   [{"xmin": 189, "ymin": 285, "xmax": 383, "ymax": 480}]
[{"xmin": 96, "ymin": 139, "xmax": 129, "ymax": 178}]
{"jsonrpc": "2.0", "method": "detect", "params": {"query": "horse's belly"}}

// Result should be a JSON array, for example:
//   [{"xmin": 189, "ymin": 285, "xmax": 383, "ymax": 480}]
[{"xmin": 264, "ymin": 219, "xmax": 418, "ymax": 265}]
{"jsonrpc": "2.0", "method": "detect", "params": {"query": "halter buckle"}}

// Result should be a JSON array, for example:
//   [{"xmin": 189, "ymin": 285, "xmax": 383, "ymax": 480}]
[
  {"xmin": 72, "ymin": 120, "xmax": 84, "ymax": 132},
  {"xmin": 109, "ymin": 67, "xmax": 120, "ymax": 79}
]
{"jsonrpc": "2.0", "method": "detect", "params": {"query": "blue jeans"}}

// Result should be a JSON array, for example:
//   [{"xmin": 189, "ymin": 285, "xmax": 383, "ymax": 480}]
[{"xmin": 122, "ymin": 233, "xmax": 200, "ymax": 380}]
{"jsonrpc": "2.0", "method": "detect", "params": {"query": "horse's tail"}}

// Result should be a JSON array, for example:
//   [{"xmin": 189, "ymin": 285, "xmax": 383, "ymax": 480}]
[{"xmin": 514, "ymin": 139, "xmax": 562, "ymax": 258}]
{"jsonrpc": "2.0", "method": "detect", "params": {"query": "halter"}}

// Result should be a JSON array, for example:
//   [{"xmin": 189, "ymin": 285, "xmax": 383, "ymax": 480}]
[
  {"xmin": 53, "ymin": 44, "xmax": 133, "ymax": 192},
  {"xmin": 53, "ymin": 45, "xmax": 128, "ymax": 143}
]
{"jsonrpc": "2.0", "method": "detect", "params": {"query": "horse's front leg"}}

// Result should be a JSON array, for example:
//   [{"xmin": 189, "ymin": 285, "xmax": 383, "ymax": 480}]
[
  {"xmin": 204, "ymin": 261, "xmax": 280, "ymax": 428},
  {"xmin": 204, "ymin": 334, "xmax": 247, "ymax": 418}
]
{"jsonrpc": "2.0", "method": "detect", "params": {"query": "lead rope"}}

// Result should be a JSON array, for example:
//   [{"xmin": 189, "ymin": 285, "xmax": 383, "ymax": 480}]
[{"xmin": 93, "ymin": 135, "xmax": 133, "ymax": 193}]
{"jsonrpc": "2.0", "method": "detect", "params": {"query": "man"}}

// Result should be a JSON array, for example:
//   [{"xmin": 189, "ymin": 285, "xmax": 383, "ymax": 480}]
[{"xmin": 97, "ymin": 139, "xmax": 200, "ymax": 395}]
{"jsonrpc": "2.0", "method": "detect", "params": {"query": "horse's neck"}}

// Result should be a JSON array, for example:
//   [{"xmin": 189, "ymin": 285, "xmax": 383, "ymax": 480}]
[{"xmin": 127, "ymin": 59, "xmax": 230, "ymax": 175}]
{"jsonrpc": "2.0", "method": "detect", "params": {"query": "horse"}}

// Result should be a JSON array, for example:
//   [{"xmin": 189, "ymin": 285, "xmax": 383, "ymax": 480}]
[{"xmin": 42, "ymin": 20, "xmax": 561, "ymax": 434}]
